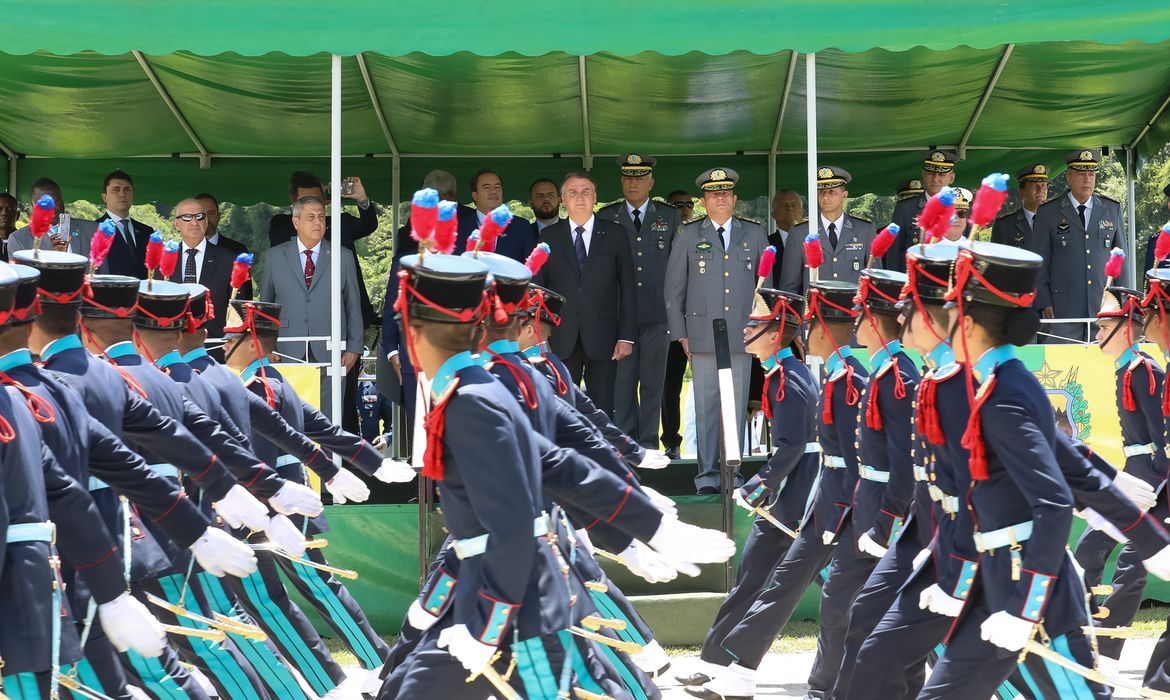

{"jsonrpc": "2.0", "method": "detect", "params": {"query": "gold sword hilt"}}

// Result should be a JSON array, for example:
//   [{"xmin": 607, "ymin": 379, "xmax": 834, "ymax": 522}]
[
  {"xmin": 162, "ymin": 624, "xmax": 226, "ymax": 642},
  {"xmin": 580, "ymin": 615, "xmax": 627, "ymax": 632},
  {"xmin": 569, "ymin": 626, "xmax": 642, "ymax": 655},
  {"xmin": 146, "ymin": 593, "xmax": 266, "ymax": 640},
  {"xmin": 466, "ymin": 652, "xmax": 524, "ymax": 700}
]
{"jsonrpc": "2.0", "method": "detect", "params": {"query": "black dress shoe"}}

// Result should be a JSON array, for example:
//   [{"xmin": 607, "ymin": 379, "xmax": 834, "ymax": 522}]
[
  {"xmin": 675, "ymin": 670, "xmax": 712, "ymax": 686},
  {"xmin": 697, "ymin": 485, "xmax": 719, "ymax": 495},
  {"xmin": 665, "ymin": 445, "xmax": 681, "ymax": 460},
  {"xmin": 645, "ymin": 661, "xmax": 671, "ymax": 679}
]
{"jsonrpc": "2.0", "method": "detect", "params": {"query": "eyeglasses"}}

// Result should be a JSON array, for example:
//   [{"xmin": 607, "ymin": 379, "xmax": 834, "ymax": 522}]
[
  {"xmin": 176, "ymin": 213, "xmax": 207, "ymax": 222},
  {"xmin": 954, "ymin": 210, "xmax": 969, "ymax": 219}
]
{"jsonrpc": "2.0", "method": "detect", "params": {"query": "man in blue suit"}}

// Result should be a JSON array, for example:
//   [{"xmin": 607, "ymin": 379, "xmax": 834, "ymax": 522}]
[{"xmin": 457, "ymin": 169, "xmax": 537, "ymax": 262}]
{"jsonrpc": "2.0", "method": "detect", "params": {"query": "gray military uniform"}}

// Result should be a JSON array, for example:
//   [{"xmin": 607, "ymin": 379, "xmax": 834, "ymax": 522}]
[
  {"xmin": 990, "ymin": 207, "xmax": 1035, "ymax": 250},
  {"xmin": 1033, "ymin": 193, "xmax": 1124, "ymax": 342},
  {"xmin": 664, "ymin": 216, "xmax": 769, "ymax": 489},
  {"xmin": 778, "ymin": 214, "xmax": 877, "ymax": 292},
  {"xmin": 600, "ymin": 199, "xmax": 681, "ymax": 448}
]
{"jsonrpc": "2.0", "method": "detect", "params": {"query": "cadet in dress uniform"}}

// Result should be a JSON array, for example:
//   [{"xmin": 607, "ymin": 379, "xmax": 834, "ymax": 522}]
[
  {"xmin": 600, "ymin": 154, "xmax": 681, "ymax": 449},
  {"xmin": 682, "ymin": 288, "xmax": 819, "ymax": 700},
  {"xmin": 684, "ymin": 281, "xmax": 868, "ymax": 699},
  {"xmin": 0, "ymin": 261, "xmax": 169, "ymax": 699},
  {"xmin": 1074, "ymin": 286, "xmax": 1168, "ymax": 672},
  {"xmin": 778, "ymin": 166, "xmax": 877, "ymax": 292},
  {"xmin": 10, "ymin": 251, "xmax": 260, "ymax": 699},
  {"xmin": 884, "ymin": 150, "xmax": 958, "ymax": 272},
  {"xmin": 1033, "ymin": 149, "xmax": 1125, "ymax": 343},
  {"xmin": 917, "ymin": 242, "xmax": 1104, "ymax": 699},
  {"xmin": 664, "ymin": 168, "xmax": 769, "ymax": 493},
  {"xmin": 990, "ymin": 164, "xmax": 1050, "ymax": 249}
]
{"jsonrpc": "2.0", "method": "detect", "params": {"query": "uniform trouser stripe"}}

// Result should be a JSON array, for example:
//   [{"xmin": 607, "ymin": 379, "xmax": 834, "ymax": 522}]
[
  {"xmin": 288, "ymin": 557, "xmax": 382, "ymax": 668},
  {"xmin": 197, "ymin": 573, "xmax": 307, "ymax": 699},
  {"xmin": 71, "ymin": 658, "xmax": 108, "ymax": 696},
  {"xmin": 1050, "ymin": 635, "xmax": 1097, "ymax": 700},
  {"xmin": 593, "ymin": 641, "xmax": 649, "ymax": 700},
  {"xmin": 515, "ymin": 638, "xmax": 559, "ymax": 700},
  {"xmin": 588, "ymin": 589, "xmax": 648, "ymax": 647},
  {"xmin": 239, "ymin": 571, "xmax": 334, "ymax": 695},
  {"xmin": 124, "ymin": 650, "xmax": 190, "ymax": 700},
  {"xmin": 568, "ymin": 638, "xmax": 605, "ymax": 695},
  {"xmin": 157, "ymin": 576, "xmax": 256, "ymax": 700},
  {"xmin": 3, "ymin": 672, "xmax": 40, "ymax": 699}
]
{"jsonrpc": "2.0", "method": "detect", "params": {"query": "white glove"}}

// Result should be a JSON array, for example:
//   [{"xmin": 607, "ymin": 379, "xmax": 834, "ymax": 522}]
[
  {"xmin": 617, "ymin": 540, "xmax": 682, "ymax": 583},
  {"xmin": 264, "ymin": 514, "xmax": 307, "ymax": 557},
  {"xmin": 641, "ymin": 486, "xmax": 677, "ymax": 517},
  {"xmin": 213, "ymin": 484, "xmax": 270, "ymax": 531},
  {"xmin": 99, "ymin": 592, "xmax": 167, "ymax": 658},
  {"xmin": 269, "ymin": 482, "xmax": 324, "ymax": 517},
  {"xmin": 638, "ymin": 450, "xmax": 671, "ymax": 470},
  {"xmin": 1144, "ymin": 544, "xmax": 1170, "ymax": 581},
  {"xmin": 918, "ymin": 583, "xmax": 964, "ymax": 617},
  {"xmin": 1114, "ymin": 471, "xmax": 1157, "ymax": 511},
  {"xmin": 190, "ymin": 526, "xmax": 258, "ymax": 577},
  {"xmin": 733, "ymin": 488, "xmax": 755, "ymax": 513},
  {"xmin": 822, "ymin": 530, "xmax": 837, "ymax": 545},
  {"xmin": 857, "ymin": 532, "xmax": 888, "ymax": 559},
  {"xmin": 325, "ymin": 468, "xmax": 371, "ymax": 505},
  {"xmin": 979, "ymin": 611, "xmax": 1036, "ymax": 652},
  {"xmin": 574, "ymin": 528, "xmax": 596, "ymax": 556},
  {"xmin": 1082, "ymin": 508, "xmax": 1128, "ymax": 543},
  {"xmin": 406, "ymin": 599, "xmax": 439, "ymax": 632},
  {"xmin": 437, "ymin": 623, "xmax": 496, "ymax": 673},
  {"xmin": 646, "ymin": 516, "xmax": 735, "ymax": 567},
  {"xmin": 913, "ymin": 547, "xmax": 932, "ymax": 571},
  {"xmin": 374, "ymin": 458, "xmax": 416, "ymax": 483}
]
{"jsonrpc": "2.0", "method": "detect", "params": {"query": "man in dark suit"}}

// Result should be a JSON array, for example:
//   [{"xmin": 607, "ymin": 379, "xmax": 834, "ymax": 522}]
[
  {"xmin": 768, "ymin": 189, "xmax": 804, "ymax": 289},
  {"xmin": 165, "ymin": 198, "xmax": 251, "ymax": 339},
  {"xmin": 267, "ymin": 171, "xmax": 378, "ymax": 327},
  {"xmin": 0, "ymin": 192, "xmax": 16, "ymax": 259},
  {"xmin": 532, "ymin": 171, "xmax": 636, "ymax": 416},
  {"xmin": 529, "ymin": 178, "xmax": 563, "ymax": 235},
  {"xmin": 457, "ymin": 169, "xmax": 537, "ymax": 262},
  {"xmin": 196, "ymin": 192, "xmax": 249, "ymax": 257},
  {"xmin": 96, "ymin": 169, "xmax": 151, "ymax": 278}
]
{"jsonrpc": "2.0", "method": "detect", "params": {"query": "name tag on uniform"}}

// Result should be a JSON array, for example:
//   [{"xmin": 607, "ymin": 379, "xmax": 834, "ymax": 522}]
[{"xmin": 696, "ymin": 241, "xmax": 712, "ymax": 251}]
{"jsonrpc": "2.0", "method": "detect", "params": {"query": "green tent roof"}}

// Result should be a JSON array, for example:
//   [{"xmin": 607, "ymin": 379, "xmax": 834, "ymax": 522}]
[{"xmin": 2, "ymin": 3, "xmax": 1170, "ymax": 203}]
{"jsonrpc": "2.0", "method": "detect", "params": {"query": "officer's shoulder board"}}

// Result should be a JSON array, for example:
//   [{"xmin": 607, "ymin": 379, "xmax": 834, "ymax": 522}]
[
  {"xmin": 794, "ymin": 217, "xmax": 810, "ymax": 227},
  {"xmin": 933, "ymin": 362, "xmax": 962, "ymax": 382},
  {"xmin": 681, "ymin": 217, "xmax": 704, "ymax": 230},
  {"xmin": 828, "ymin": 366, "xmax": 850, "ymax": 383},
  {"xmin": 995, "ymin": 208, "xmax": 1018, "ymax": 222},
  {"xmin": 873, "ymin": 359, "xmax": 896, "ymax": 380},
  {"xmin": 734, "ymin": 215, "xmax": 761, "ymax": 226},
  {"xmin": 847, "ymin": 213, "xmax": 871, "ymax": 224},
  {"xmin": 1098, "ymin": 194, "xmax": 1121, "ymax": 206},
  {"xmin": 1039, "ymin": 194, "xmax": 1063, "ymax": 208}
]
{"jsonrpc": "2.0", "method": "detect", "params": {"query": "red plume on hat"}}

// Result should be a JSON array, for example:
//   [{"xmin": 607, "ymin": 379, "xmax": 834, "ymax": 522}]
[
  {"xmin": 1154, "ymin": 223, "xmax": 1170, "ymax": 263},
  {"xmin": 870, "ymin": 223, "xmax": 900, "ymax": 260},
  {"xmin": 525, "ymin": 242, "xmax": 551, "ymax": 274},
  {"xmin": 89, "ymin": 219, "xmax": 118, "ymax": 273},
  {"xmin": 230, "ymin": 253, "xmax": 254, "ymax": 291},
  {"xmin": 30, "ymin": 194, "xmax": 55, "ymax": 240},
  {"xmin": 969, "ymin": 173, "xmax": 1010, "ymax": 228},
  {"xmin": 804, "ymin": 232, "xmax": 823, "ymax": 270},
  {"xmin": 475, "ymin": 205, "xmax": 513, "ymax": 254},
  {"xmin": 159, "ymin": 241, "xmax": 180, "ymax": 279},
  {"xmin": 434, "ymin": 201, "xmax": 458, "ymax": 255},
  {"xmin": 917, "ymin": 188, "xmax": 956, "ymax": 244},
  {"xmin": 410, "ymin": 188, "xmax": 440, "ymax": 248}
]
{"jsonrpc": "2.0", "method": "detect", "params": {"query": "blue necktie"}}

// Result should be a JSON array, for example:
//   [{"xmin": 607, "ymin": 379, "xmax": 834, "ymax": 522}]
[{"xmin": 574, "ymin": 226, "xmax": 587, "ymax": 270}]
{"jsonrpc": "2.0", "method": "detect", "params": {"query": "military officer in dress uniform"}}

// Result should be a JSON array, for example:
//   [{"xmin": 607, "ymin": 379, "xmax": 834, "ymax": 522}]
[
  {"xmin": 1033, "ymin": 148, "xmax": 1125, "ymax": 343},
  {"xmin": 778, "ymin": 166, "xmax": 877, "ymax": 293},
  {"xmin": 600, "ymin": 153, "xmax": 681, "ymax": 449},
  {"xmin": 895, "ymin": 178, "xmax": 924, "ymax": 202},
  {"xmin": 883, "ymin": 150, "xmax": 958, "ymax": 271},
  {"xmin": 990, "ymin": 163, "xmax": 1049, "ymax": 249},
  {"xmin": 664, "ymin": 168, "xmax": 769, "ymax": 493}
]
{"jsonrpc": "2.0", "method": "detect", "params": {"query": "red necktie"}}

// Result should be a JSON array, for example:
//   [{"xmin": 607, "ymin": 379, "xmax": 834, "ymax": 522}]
[{"xmin": 304, "ymin": 249, "xmax": 315, "ymax": 288}]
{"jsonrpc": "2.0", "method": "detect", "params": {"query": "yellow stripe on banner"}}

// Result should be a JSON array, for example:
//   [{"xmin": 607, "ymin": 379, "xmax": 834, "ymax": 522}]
[{"xmin": 278, "ymin": 364, "xmax": 323, "ymax": 494}]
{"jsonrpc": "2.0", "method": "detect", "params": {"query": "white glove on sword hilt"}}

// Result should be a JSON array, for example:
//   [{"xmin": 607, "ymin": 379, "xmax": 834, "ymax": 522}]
[
  {"xmin": 645, "ymin": 516, "xmax": 735, "ymax": 571},
  {"xmin": 437, "ymin": 623, "xmax": 496, "ymax": 673},
  {"xmin": 191, "ymin": 526, "xmax": 258, "ymax": 578},
  {"xmin": 212, "ymin": 484, "xmax": 269, "ymax": 531},
  {"xmin": 980, "ymin": 611, "xmax": 1036, "ymax": 652},
  {"xmin": 264, "ymin": 514, "xmax": 307, "ymax": 557},
  {"xmin": 99, "ymin": 592, "xmax": 167, "ymax": 658},
  {"xmin": 269, "ymin": 481, "xmax": 324, "ymax": 517}
]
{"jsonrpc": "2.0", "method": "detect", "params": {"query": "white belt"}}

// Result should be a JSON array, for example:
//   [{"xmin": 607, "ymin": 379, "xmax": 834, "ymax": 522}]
[
  {"xmin": 973, "ymin": 521, "xmax": 1034, "ymax": 552},
  {"xmin": 1123, "ymin": 443, "xmax": 1156, "ymax": 458},
  {"xmin": 913, "ymin": 465, "xmax": 929, "ymax": 482},
  {"xmin": 7, "ymin": 521, "xmax": 55, "ymax": 543},
  {"xmin": 928, "ymin": 485, "xmax": 960, "ymax": 514},
  {"xmin": 91, "ymin": 462, "xmax": 178, "ymax": 491},
  {"xmin": 275, "ymin": 455, "xmax": 301, "ymax": 468},
  {"xmin": 859, "ymin": 465, "xmax": 889, "ymax": 483},
  {"xmin": 823, "ymin": 455, "xmax": 846, "ymax": 469},
  {"xmin": 453, "ymin": 515, "xmax": 551, "ymax": 559},
  {"xmin": 804, "ymin": 443, "xmax": 822, "ymax": 454}
]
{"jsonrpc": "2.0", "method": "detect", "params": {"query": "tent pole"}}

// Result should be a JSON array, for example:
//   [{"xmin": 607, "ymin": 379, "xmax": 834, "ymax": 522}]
[
  {"xmin": 391, "ymin": 155, "xmax": 405, "ymax": 460},
  {"xmin": 578, "ymin": 56, "xmax": 592, "ymax": 171},
  {"xmin": 806, "ymin": 53, "xmax": 818, "ymax": 256},
  {"xmin": 768, "ymin": 52, "xmax": 799, "ymax": 230},
  {"xmin": 6, "ymin": 155, "xmax": 15, "ymax": 198},
  {"xmin": 357, "ymin": 52, "xmax": 399, "ymax": 157},
  {"xmin": 958, "ymin": 44, "xmax": 1014, "ymax": 160},
  {"xmin": 1126, "ymin": 147, "xmax": 1138, "ymax": 289},
  {"xmin": 132, "ymin": 51, "xmax": 211, "ymax": 169},
  {"xmin": 767, "ymin": 153, "xmax": 776, "ymax": 232},
  {"xmin": 330, "ymin": 54, "xmax": 344, "ymax": 429}
]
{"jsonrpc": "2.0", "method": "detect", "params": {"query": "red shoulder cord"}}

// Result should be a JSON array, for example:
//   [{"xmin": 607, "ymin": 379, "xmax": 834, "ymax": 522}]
[
  {"xmin": 484, "ymin": 346, "xmax": 538, "ymax": 410},
  {"xmin": 235, "ymin": 303, "xmax": 282, "ymax": 409},
  {"xmin": 805, "ymin": 289, "xmax": 859, "ymax": 425},
  {"xmin": 856, "ymin": 277, "xmax": 906, "ymax": 431},
  {"xmin": 1118, "ymin": 299, "xmax": 1154, "ymax": 413},
  {"xmin": 529, "ymin": 291, "xmax": 568, "ymax": 396},
  {"xmin": 0, "ymin": 370, "xmax": 55, "ymax": 424},
  {"xmin": 77, "ymin": 311, "xmax": 149, "ymax": 399},
  {"xmin": 1141, "ymin": 283, "xmax": 1170, "ymax": 416},
  {"xmin": 421, "ymin": 380, "xmax": 459, "ymax": 481},
  {"xmin": 759, "ymin": 304, "xmax": 791, "ymax": 421},
  {"xmin": 916, "ymin": 373, "xmax": 944, "ymax": 445},
  {"xmin": 960, "ymin": 375, "xmax": 995, "ymax": 480}
]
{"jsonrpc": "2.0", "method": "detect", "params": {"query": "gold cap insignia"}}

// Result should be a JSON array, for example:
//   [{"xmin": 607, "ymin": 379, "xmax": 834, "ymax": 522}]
[
  {"xmin": 930, "ymin": 152, "xmax": 946, "ymax": 162},
  {"xmin": 1034, "ymin": 165, "xmax": 1047, "ymax": 174},
  {"xmin": 909, "ymin": 179, "xmax": 922, "ymax": 189},
  {"xmin": 628, "ymin": 154, "xmax": 642, "ymax": 165},
  {"xmin": 1080, "ymin": 150, "xmax": 1094, "ymax": 161},
  {"xmin": 711, "ymin": 169, "xmax": 727, "ymax": 181},
  {"xmin": 818, "ymin": 167, "xmax": 834, "ymax": 179}
]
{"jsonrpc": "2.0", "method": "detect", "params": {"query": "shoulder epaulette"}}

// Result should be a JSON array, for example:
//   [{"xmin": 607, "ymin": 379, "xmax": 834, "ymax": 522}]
[
  {"xmin": 848, "ymin": 213, "xmax": 871, "ymax": 223},
  {"xmin": 1039, "ymin": 194, "xmax": 1063, "ymax": 207},
  {"xmin": 794, "ymin": 217, "xmax": 809, "ymax": 226},
  {"xmin": 933, "ymin": 362, "xmax": 962, "ymax": 381},
  {"xmin": 734, "ymin": 215, "xmax": 761, "ymax": 225},
  {"xmin": 995, "ymin": 208, "xmax": 1020, "ymax": 222},
  {"xmin": 1098, "ymin": 194, "xmax": 1121, "ymax": 205},
  {"xmin": 828, "ymin": 366, "xmax": 849, "ymax": 383}
]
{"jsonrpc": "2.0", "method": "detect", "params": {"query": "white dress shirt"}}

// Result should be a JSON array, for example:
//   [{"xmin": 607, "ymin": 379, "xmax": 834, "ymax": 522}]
[
  {"xmin": 568, "ymin": 215, "xmax": 596, "ymax": 254},
  {"xmin": 821, "ymin": 213, "xmax": 846, "ymax": 236},
  {"xmin": 775, "ymin": 228, "xmax": 789, "ymax": 247},
  {"xmin": 626, "ymin": 199, "xmax": 649, "ymax": 223},
  {"xmin": 1068, "ymin": 192, "xmax": 1093, "ymax": 225},
  {"xmin": 208, "ymin": 232, "xmax": 222, "ymax": 246},
  {"xmin": 709, "ymin": 217, "xmax": 733, "ymax": 250},
  {"xmin": 297, "ymin": 238, "xmax": 323, "ymax": 276},
  {"xmin": 1024, "ymin": 208, "xmax": 1036, "ymax": 229},
  {"xmin": 105, "ymin": 211, "xmax": 135, "ymax": 244},
  {"xmin": 180, "ymin": 238, "xmax": 208, "ymax": 282}
]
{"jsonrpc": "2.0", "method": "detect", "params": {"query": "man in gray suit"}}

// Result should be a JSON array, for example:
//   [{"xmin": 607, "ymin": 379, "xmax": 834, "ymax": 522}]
[
  {"xmin": 665, "ymin": 167, "xmax": 769, "ymax": 493},
  {"xmin": 991, "ymin": 163, "xmax": 1050, "ymax": 249},
  {"xmin": 1033, "ymin": 149, "xmax": 1124, "ymax": 343},
  {"xmin": 7, "ymin": 178, "xmax": 101, "ymax": 265},
  {"xmin": 599, "ymin": 153, "xmax": 681, "ymax": 449},
  {"xmin": 259, "ymin": 195, "xmax": 364, "ymax": 426},
  {"xmin": 779, "ymin": 166, "xmax": 877, "ymax": 293}
]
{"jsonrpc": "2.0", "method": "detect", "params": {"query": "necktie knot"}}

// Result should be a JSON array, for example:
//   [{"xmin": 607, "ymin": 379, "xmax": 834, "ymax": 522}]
[
  {"xmin": 828, "ymin": 221, "xmax": 839, "ymax": 249},
  {"xmin": 573, "ymin": 226, "xmax": 587, "ymax": 270},
  {"xmin": 183, "ymin": 248, "xmax": 198, "ymax": 283},
  {"xmin": 1077, "ymin": 204, "xmax": 1087, "ymax": 229},
  {"xmin": 303, "ymin": 249, "xmax": 316, "ymax": 288},
  {"xmin": 716, "ymin": 226, "xmax": 726, "ymax": 250},
  {"xmin": 631, "ymin": 208, "xmax": 642, "ymax": 232}
]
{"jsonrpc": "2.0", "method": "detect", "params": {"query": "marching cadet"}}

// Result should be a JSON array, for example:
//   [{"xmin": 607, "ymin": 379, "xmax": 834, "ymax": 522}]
[
  {"xmin": 0, "ymin": 261, "xmax": 169, "ymax": 698},
  {"xmin": 884, "ymin": 150, "xmax": 959, "ymax": 271},
  {"xmin": 1075, "ymin": 285, "xmax": 1168, "ymax": 675},
  {"xmin": 599, "ymin": 153, "xmax": 681, "ymax": 450},
  {"xmin": 213, "ymin": 293, "xmax": 416, "ymax": 697},
  {"xmin": 990, "ymin": 164, "xmax": 1050, "ymax": 249},
  {"xmin": 9, "ymin": 250, "xmax": 260, "ymax": 698},
  {"xmin": 1033, "ymin": 148, "xmax": 1125, "ymax": 342},
  {"xmin": 683, "ymin": 286, "xmax": 818, "ymax": 700},
  {"xmin": 917, "ymin": 241, "xmax": 1098, "ymax": 699},
  {"xmin": 664, "ymin": 167, "xmax": 769, "ymax": 494},
  {"xmin": 778, "ymin": 166, "xmax": 877, "ymax": 291},
  {"xmin": 684, "ymin": 280, "xmax": 868, "ymax": 699},
  {"xmin": 895, "ymin": 178, "xmax": 925, "ymax": 202}
]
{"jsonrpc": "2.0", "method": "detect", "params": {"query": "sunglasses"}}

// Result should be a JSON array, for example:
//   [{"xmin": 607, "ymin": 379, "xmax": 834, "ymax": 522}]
[
  {"xmin": 176, "ymin": 212, "xmax": 207, "ymax": 222},
  {"xmin": 669, "ymin": 201, "xmax": 693, "ymax": 209},
  {"xmin": 954, "ymin": 210, "xmax": 969, "ymax": 219}
]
